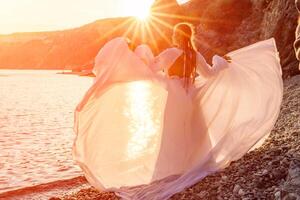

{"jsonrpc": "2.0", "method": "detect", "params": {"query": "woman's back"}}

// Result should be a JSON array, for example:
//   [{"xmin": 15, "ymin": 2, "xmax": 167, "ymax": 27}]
[{"xmin": 168, "ymin": 49, "xmax": 196, "ymax": 79}]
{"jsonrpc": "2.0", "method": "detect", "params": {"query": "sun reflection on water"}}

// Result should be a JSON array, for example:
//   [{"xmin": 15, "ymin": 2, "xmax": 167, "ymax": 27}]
[{"xmin": 124, "ymin": 81, "xmax": 164, "ymax": 160}]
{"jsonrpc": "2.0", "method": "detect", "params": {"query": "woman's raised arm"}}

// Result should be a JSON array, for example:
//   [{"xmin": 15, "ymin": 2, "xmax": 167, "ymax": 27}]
[{"xmin": 196, "ymin": 52, "xmax": 230, "ymax": 79}]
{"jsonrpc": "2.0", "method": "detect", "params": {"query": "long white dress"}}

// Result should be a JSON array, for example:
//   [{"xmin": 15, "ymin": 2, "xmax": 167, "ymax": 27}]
[{"xmin": 73, "ymin": 37, "xmax": 283, "ymax": 200}]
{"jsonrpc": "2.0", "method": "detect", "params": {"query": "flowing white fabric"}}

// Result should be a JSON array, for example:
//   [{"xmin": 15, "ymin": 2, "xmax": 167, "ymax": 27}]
[
  {"xmin": 134, "ymin": 44, "xmax": 154, "ymax": 66},
  {"xmin": 73, "ymin": 37, "xmax": 283, "ymax": 200}
]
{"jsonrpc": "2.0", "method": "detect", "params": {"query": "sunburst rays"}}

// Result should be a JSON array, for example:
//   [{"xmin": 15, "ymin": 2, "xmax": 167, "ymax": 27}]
[
  {"xmin": 151, "ymin": 12, "xmax": 200, "ymax": 22},
  {"xmin": 99, "ymin": 1, "xmax": 223, "ymax": 57},
  {"xmin": 118, "ymin": 8, "xmax": 179, "ymax": 52},
  {"xmin": 144, "ymin": 21, "xmax": 160, "ymax": 53},
  {"xmin": 98, "ymin": 17, "xmax": 134, "ymax": 41}
]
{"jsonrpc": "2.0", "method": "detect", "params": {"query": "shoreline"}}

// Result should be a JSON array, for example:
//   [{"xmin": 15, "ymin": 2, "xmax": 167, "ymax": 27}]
[
  {"xmin": 56, "ymin": 70, "xmax": 95, "ymax": 77},
  {"xmin": 0, "ymin": 176, "xmax": 89, "ymax": 200}
]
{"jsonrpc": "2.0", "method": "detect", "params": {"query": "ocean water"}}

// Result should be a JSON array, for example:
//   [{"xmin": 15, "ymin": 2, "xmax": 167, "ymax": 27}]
[{"xmin": 0, "ymin": 70, "xmax": 93, "ymax": 193}]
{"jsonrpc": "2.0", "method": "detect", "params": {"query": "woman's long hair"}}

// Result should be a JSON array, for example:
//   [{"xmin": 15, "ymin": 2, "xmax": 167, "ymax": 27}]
[{"xmin": 172, "ymin": 23, "xmax": 197, "ymax": 89}]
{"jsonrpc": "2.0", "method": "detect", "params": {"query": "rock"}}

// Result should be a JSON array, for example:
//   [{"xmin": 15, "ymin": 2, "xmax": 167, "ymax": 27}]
[
  {"xmin": 262, "ymin": 169, "xmax": 269, "ymax": 176},
  {"xmin": 221, "ymin": 175, "xmax": 228, "ymax": 181},
  {"xmin": 287, "ymin": 161, "xmax": 300, "ymax": 185},
  {"xmin": 281, "ymin": 158, "xmax": 290, "ymax": 166},
  {"xmin": 273, "ymin": 168, "xmax": 286, "ymax": 180},
  {"xmin": 238, "ymin": 188, "xmax": 246, "ymax": 196},
  {"xmin": 216, "ymin": 196, "xmax": 223, "ymax": 200},
  {"xmin": 233, "ymin": 184, "xmax": 241, "ymax": 194},
  {"xmin": 283, "ymin": 193, "xmax": 300, "ymax": 200},
  {"xmin": 238, "ymin": 168, "xmax": 246, "ymax": 175},
  {"xmin": 263, "ymin": 154, "xmax": 272, "ymax": 161},
  {"xmin": 275, "ymin": 191, "xmax": 281, "ymax": 200},
  {"xmin": 196, "ymin": 191, "xmax": 208, "ymax": 198}
]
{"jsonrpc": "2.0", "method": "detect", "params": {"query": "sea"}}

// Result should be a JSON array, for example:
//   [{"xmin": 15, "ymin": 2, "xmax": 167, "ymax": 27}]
[{"xmin": 0, "ymin": 70, "xmax": 93, "ymax": 193}]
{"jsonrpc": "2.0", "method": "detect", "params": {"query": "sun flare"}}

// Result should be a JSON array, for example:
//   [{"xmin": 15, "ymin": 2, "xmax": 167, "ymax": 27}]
[
  {"xmin": 122, "ymin": 0, "xmax": 154, "ymax": 21},
  {"xmin": 135, "ymin": 9, "xmax": 151, "ymax": 21}
]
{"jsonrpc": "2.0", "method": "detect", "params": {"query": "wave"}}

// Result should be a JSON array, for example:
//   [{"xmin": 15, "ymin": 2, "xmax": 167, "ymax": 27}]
[{"xmin": 0, "ymin": 176, "xmax": 89, "ymax": 200}]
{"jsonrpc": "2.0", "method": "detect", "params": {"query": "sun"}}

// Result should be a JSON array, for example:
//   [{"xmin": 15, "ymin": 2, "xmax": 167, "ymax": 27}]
[
  {"xmin": 135, "ymin": 9, "xmax": 151, "ymax": 21},
  {"xmin": 122, "ymin": 0, "xmax": 154, "ymax": 21},
  {"xmin": 177, "ymin": 0, "xmax": 191, "ymax": 4}
]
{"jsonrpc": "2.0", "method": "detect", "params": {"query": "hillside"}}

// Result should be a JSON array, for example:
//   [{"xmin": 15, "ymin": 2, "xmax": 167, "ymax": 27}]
[{"xmin": 0, "ymin": 18, "xmax": 131, "ymax": 70}]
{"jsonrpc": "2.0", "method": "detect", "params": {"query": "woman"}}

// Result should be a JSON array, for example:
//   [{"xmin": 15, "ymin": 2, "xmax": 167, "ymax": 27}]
[
  {"xmin": 73, "ymin": 23, "xmax": 283, "ymax": 200},
  {"xmin": 168, "ymin": 23, "xmax": 197, "ymax": 89}
]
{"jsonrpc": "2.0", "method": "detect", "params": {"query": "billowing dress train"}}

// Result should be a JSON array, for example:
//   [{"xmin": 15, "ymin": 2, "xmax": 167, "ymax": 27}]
[{"xmin": 73, "ymin": 37, "xmax": 283, "ymax": 199}]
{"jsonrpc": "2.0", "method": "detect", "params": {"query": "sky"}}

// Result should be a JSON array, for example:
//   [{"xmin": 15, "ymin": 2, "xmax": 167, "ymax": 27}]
[{"xmin": 0, "ymin": 0, "xmax": 158, "ymax": 34}]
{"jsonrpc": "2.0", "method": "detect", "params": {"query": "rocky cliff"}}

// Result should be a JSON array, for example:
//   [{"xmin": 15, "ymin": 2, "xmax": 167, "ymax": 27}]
[{"xmin": 183, "ymin": 0, "xmax": 299, "ymax": 78}]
